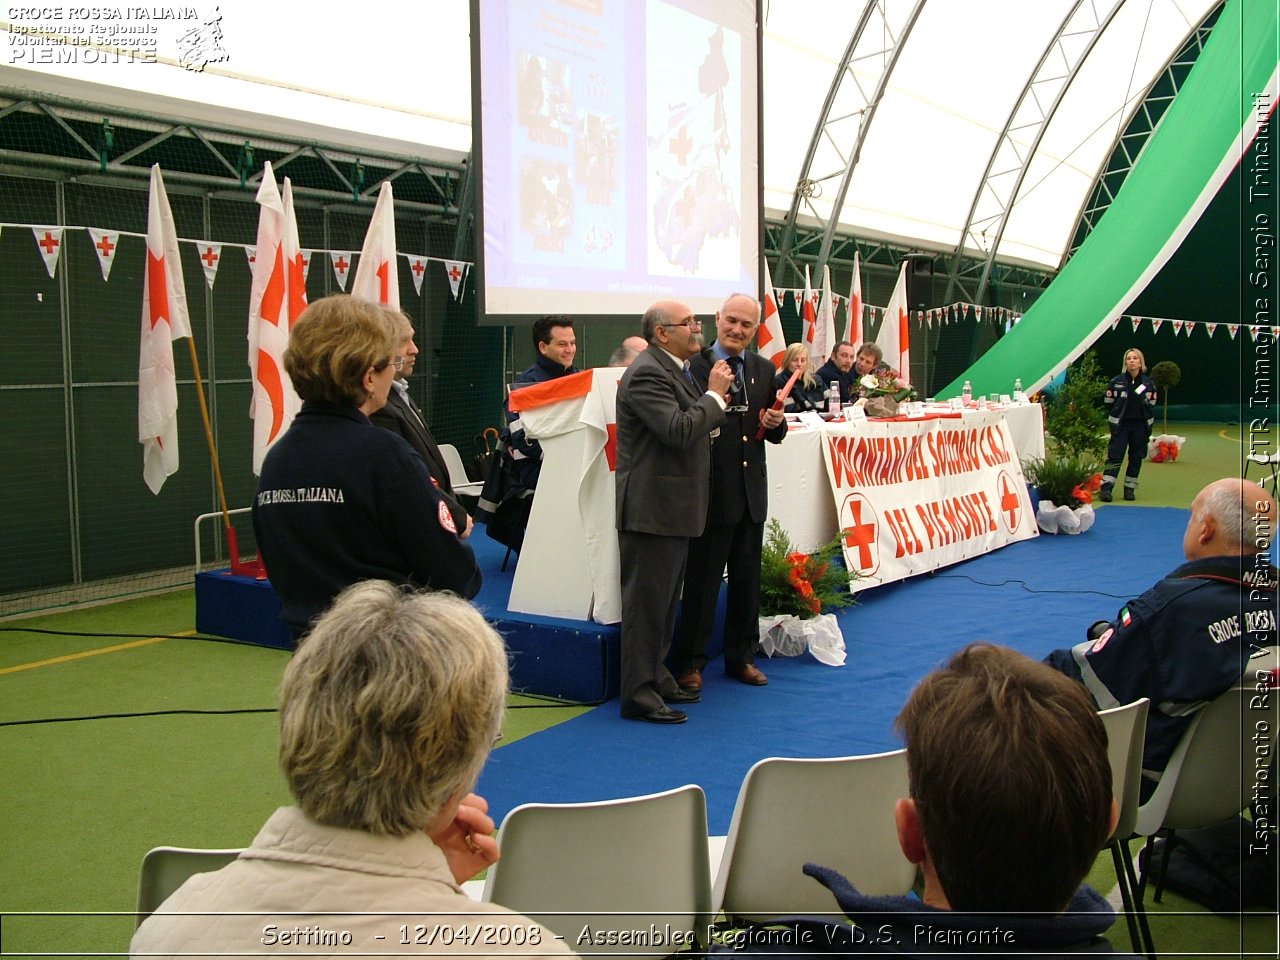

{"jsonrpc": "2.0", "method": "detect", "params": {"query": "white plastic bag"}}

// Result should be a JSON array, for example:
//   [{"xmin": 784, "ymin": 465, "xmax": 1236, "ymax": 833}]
[
  {"xmin": 1035, "ymin": 500, "xmax": 1096, "ymax": 535},
  {"xmin": 758, "ymin": 612, "xmax": 846, "ymax": 666}
]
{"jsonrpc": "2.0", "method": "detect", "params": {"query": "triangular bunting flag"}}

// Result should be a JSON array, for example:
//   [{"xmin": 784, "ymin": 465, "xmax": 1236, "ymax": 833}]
[
  {"xmin": 198, "ymin": 242, "xmax": 222, "ymax": 289},
  {"xmin": 33, "ymin": 226, "xmax": 63, "ymax": 278},
  {"xmin": 1185, "ymin": 321, "xmax": 1196, "ymax": 336},
  {"xmin": 299, "ymin": 249, "xmax": 313, "ymax": 283},
  {"xmin": 245, "ymin": 246, "xmax": 256, "ymax": 268},
  {"xmin": 1228, "ymin": 323, "xmax": 1240, "ymax": 339},
  {"xmin": 1151, "ymin": 318, "xmax": 1164, "ymax": 334},
  {"xmin": 1131, "ymin": 316, "xmax": 1142, "ymax": 332},
  {"xmin": 331, "ymin": 252, "xmax": 353, "ymax": 291},
  {"xmin": 1250, "ymin": 325, "xmax": 1262, "ymax": 342},
  {"xmin": 1171, "ymin": 319, "xmax": 1184, "ymax": 336},
  {"xmin": 87, "ymin": 228, "xmax": 121, "ymax": 282},
  {"xmin": 1205, "ymin": 321, "xmax": 1217, "ymax": 338},
  {"xmin": 407, "ymin": 255, "xmax": 428, "ymax": 296},
  {"xmin": 1111, "ymin": 316, "xmax": 1121, "ymax": 329},
  {"xmin": 443, "ymin": 259, "xmax": 467, "ymax": 301}
]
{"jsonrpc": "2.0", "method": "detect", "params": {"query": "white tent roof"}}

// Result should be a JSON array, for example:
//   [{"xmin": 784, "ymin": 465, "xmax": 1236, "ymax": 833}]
[{"xmin": 0, "ymin": 0, "xmax": 1217, "ymax": 270}]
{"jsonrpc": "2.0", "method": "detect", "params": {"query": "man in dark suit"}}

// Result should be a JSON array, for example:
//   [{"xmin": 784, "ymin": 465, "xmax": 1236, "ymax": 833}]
[
  {"xmin": 815, "ymin": 340, "xmax": 857, "ymax": 405},
  {"xmin": 615, "ymin": 300, "xmax": 733, "ymax": 724},
  {"xmin": 369, "ymin": 318, "xmax": 471, "ymax": 539},
  {"xmin": 676, "ymin": 293, "xmax": 787, "ymax": 690}
]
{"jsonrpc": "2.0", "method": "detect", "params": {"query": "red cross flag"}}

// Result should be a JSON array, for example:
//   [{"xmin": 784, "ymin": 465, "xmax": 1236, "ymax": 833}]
[
  {"xmin": 877, "ymin": 260, "xmax": 911, "ymax": 378},
  {"xmin": 138, "ymin": 164, "xmax": 192, "ymax": 495},
  {"xmin": 756, "ymin": 259, "xmax": 786, "ymax": 369},
  {"xmin": 350, "ymin": 180, "xmax": 399, "ymax": 309},
  {"xmin": 443, "ymin": 259, "xmax": 468, "ymax": 301},
  {"xmin": 844, "ymin": 250, "xmax": 863, "ymax": 346},
  {"xmin": 814, "ymin": 264, "xmax": 837, "ymax": 363},
  {"xmin": 407, "ymin": 255, "xmax": 428, "ymax": 296},
  {"xmin": 801, "ymin": 264, "xmax": 817, "ymax": 350},
  {"xmin": 199, "ymin": 242, "xmax": 222, "ymax": 289},
  {"xmin": 33, "ymin": 226, "xmax": 64, "ymax": 278},
  {"xmin": 247, "ymin": 162, "xmax": 304, "ymax": 475},
  {"xmin": 330, "ymin": 251, "xmax": 352, "ymax": 290},
  {"xmin": 87, "ymin": 228, "xmax": 121, "ymax": 282}
]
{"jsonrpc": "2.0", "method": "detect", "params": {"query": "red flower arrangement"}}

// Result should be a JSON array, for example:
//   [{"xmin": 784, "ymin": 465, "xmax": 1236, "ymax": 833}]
[
  {"xmin": 761, "ymin": 520, "xmax": 857, "ymax": 620},
  {"xmin": 1071, "ymin": 473, "xmax": 1104, "ymax": 505}
]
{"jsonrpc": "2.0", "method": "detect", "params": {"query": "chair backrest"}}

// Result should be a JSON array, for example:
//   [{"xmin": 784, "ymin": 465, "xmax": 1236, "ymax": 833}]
[
  {"xmin": 438, "ymin": 442, "xmax": 480, "ymax": 491},
  {"xmin": 713, "ymin": 751, "xmax": 916, "ymax": 924},
  {"xmin": 135, "ymin": 846, "xmax": 242, "ymax": 927},
  {"xmin": 1136, "ymin": 669, "xmax": 1279, "ymax": 836},
  {"xmin": 1097, "ymin": 698, "xmax": 1150, "ymax": 841},
  {"xmin": 483, "ymin": 784, "xmax": 712, "ymax": 957}
]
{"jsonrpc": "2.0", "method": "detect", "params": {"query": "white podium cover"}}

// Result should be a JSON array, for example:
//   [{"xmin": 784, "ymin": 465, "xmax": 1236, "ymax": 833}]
[
  {"xmin": 820, "ymin": 410, "xmax": 1038, "ymax": 591},
  {"xmin": 506, "ymin": 367, "xmax": 624, "ymax": 623}
]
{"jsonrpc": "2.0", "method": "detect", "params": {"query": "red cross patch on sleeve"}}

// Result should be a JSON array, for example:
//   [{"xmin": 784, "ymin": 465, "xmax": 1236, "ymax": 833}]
[{"xmin": 438, "ymin": 499, "xmax": 457, "ymax": 535}]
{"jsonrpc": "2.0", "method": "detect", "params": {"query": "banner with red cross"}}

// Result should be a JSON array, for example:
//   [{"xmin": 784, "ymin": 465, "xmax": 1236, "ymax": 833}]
[
  {"xmin": 820, "ymin": 411, "xmax": 1037, "ymax": 591},
  {"xmin": 33, "ymin": 226, "xmax": 64, "ymax": 278},
  {"xmin": 87, "ymin": 228, "xmax": 121, "ymax": 281}
]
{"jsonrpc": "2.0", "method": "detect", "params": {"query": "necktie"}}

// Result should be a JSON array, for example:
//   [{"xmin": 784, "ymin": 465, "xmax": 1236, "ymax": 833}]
[
  {"xmin": 729, "ymin": 355, "xmax": 745, "ymax": 406},
  {"xmin": 683, "ymin": 361, "xmax": 695, "ymax": 383}
]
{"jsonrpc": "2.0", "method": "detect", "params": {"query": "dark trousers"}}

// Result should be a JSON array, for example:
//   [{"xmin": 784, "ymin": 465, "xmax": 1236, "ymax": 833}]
[
  {"xmin": 618, "ymin": 529, "xmax": 687, "ymax": 715},
  {"xmin": 677, "ymin": 517, "xmax": 765, "ymax": 673},
  {"xmin": 1104, "ymin": 421, "xmax": 1150, "ymax": 488}
]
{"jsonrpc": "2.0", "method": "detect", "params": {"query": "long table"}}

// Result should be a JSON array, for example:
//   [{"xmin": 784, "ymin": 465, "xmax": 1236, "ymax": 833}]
[{"xmin": 766, "ymin": 404, "xmax": 1044, "ymax": 590}]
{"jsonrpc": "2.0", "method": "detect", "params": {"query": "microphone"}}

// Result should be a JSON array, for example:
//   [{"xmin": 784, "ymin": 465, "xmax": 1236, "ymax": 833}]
[{"xmin": 700, "ymin": 346, "xmax": 717, "ymax": 365}]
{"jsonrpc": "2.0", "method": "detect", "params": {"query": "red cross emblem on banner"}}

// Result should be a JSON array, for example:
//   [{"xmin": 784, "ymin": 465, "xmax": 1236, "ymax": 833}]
[
  {"xmin": 95, "ymin": 234, "xmax": 115, "ymax": 258},
  {"xmin": 997, "ymin": 471, "xmax": 1022, "ymax": 532},
  {"xmin": 840, "ymin": 493, "xmax": 879, "ymax": 575},
  {"xmin": 411, "ymin": 259, "xmax": 425, "ymax": 278},
  {"xmin": 448, "ymin": 263, "xmax": 461, "ymax": 282},
  {"xmin": 39, "ymin": 231, "xmax": 59, "ymax": 254},
  {"xmin": 334, "ymin": 256, "xmax": 350, "ymax": 276},
  {"xmin": 201, "ymin": 246, "xmax": 219, "ymax": 267}
]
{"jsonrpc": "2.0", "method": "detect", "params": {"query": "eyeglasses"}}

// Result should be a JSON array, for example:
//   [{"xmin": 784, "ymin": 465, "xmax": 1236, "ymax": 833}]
[
  {"xmin": 662, "ymin": 318, "xmax": 702, "ymax": 329},
  {"xmin": 390, "ymin": 356, "xmax": 406, "ymax": 370}
]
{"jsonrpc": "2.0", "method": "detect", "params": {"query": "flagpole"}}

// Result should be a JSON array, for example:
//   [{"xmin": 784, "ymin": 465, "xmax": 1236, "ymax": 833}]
[{"xmin": 183, "ymin": 335, "xmax": 248, "ymax": 571}]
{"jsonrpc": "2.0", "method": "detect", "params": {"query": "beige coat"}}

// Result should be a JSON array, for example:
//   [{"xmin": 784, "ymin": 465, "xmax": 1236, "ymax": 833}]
[{"xmin": 130, "ymin": 806, "xmax": 577, "ymax": 959}]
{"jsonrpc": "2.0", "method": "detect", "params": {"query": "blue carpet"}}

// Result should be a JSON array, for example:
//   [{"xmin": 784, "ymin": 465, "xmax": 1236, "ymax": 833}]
[{"xmin": 478, "ymin": 505, "xmax": 1190, "ymax": 835}]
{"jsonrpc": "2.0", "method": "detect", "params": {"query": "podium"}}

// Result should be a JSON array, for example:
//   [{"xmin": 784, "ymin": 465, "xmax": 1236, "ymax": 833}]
[{"xmin": 507, "ymin": 368, "xmax": 624, "ymax": 624}]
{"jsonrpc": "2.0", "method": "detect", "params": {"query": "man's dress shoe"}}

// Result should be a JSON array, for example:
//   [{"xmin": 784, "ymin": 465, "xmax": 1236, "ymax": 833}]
[
  {"xmin": 676, "ymin": 669, "xmax": 703, "ymax": 691},
  {"xmin": 622, "ymin": 706, "xmax": 688, "ymax": 724},
  {"xmin": 664, "ymin": 688, "xmax": 700, "ymax": 704},
  {"xmin": 727, "ymin": 663, "xmax": 768, "ymax": 686}
]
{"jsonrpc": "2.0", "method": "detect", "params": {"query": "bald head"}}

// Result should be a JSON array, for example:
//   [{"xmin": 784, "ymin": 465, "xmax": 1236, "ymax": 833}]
[{"xmin": 1183, "ymin": 477, "xmax": 1276, "ymax": 560}]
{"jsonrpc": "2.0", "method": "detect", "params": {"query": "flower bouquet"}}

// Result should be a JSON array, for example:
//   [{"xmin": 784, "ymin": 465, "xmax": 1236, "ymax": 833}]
[
  {"xmin": 1148, "ymin": 434, "xmax": 1186, "ymax": 462},
  {"xmin": 758, "ymin": 519, "xmax": 856, "ymax": 665},
  {"xmin": 855, "ymin": 367, "xmax": 917, "ymax": 418},
  {"xmin": 1022, "ymin": 453, "xmax": 1103, "ymax": 535}
]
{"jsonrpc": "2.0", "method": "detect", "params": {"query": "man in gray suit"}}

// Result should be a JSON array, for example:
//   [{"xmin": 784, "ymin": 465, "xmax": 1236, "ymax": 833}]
[{"xmin": 615, "ymin": 300, "xmax": 733, "ymax": 723}]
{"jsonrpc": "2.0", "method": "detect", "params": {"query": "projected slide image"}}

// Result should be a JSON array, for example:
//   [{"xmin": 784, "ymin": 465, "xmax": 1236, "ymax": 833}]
[
  {"xmin": 517, "ymin": 52, "xmax": 574, "ymax": 147},
  {"xmin": 646, "ymin": 5, "xmax": 742, "ymax": 278},
  {"xmin": 520, "ymin": 158, "xmax": 574, "ymax": 253},
  {"xmin": 576, "ymin": 112, "xmax": 619, "ymax": 205}
]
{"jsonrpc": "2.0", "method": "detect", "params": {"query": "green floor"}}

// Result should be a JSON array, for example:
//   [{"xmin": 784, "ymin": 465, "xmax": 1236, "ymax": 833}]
[{"xmin": 1, "ymin": 422, "xmax": 1274, "ymax": 957}]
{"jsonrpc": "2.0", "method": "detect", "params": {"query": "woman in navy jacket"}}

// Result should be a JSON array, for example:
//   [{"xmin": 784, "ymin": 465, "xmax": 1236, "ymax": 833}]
[{"xmin": 1100, "ymin": 347, "xmax": 1157, "ymax": 501}]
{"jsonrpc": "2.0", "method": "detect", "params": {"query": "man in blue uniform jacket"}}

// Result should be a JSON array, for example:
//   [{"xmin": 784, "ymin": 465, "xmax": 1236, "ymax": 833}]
[{"xmin": 1046, "ymin": 477, "xmax": 1278, "ymax": 800}]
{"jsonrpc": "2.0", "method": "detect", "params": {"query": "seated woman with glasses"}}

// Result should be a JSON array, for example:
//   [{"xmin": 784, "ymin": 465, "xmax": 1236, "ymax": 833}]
[
  {"xmin": 775, "ymin": 343, "xmax": 827, "ymax": 413},
  {"xmin": 252, "ymin": 295, "xmax": 481, "ymax": 642},
  {"xmin": 131, "ymin": 580, "xmax": 574, "ymax": 959}
]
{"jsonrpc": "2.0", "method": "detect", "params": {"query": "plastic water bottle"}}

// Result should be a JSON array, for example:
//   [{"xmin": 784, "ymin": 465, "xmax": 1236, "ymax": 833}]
[
  {"xmin": 1013, "ymin": 377, "xmax": 1024, "ymax": 402},
  {"xmin": 962, "ymin": 380, "xmax": 973, "ymax": 406},
  {"xmin": 828, "ymin": 381, "xmax": 840, "ymax": 414}
]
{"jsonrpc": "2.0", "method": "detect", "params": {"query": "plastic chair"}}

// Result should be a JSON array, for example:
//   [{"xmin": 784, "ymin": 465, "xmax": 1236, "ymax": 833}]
[
  {"xmin": 1097, "ymin": 698, "xmax": 1152, "ymax": 958},
  {"xmin": 482, "ymin": 785, "xmax": 712, "ymax": 958},
  {"xmin": 135, "ymin": 846, "xmax": 241, "ymax": 927},
  {"xmin": 438, "ymin": 442, "xmax": 484, "ymax": 497},
  {"xmin": 712, "ymin": 751, "xmax": 916, "ymax": 926}
]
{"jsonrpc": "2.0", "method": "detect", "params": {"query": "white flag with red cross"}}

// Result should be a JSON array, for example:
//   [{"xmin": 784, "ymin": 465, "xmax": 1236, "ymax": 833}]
[
  {"xmin": 756, "ymin": 259, "xmax": 786, "ymax": 368},
  {"xmin": 876, "ymin": 260, "xmax": 911, "ymax": 378},
  {"xmin": 350, "ymin": 181, "xmax": 400, "ymax": 309}
]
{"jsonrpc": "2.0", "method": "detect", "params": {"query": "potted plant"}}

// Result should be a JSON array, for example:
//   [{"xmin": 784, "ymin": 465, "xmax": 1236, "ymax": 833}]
[
  {"xmin": 1149, "ymin": 360, "xmax": 1185, "ymax": 462},
  {"xmin": 758, "ymin": 519, "xmax": 856, "ymax": 664},
  {"xmin": 1022, "ymin": 452, "xmax": 1103, "ymax": 535},
  {"xmin": 1043, "ymin": 351, "xmax": 1109, "ymax": 460}
]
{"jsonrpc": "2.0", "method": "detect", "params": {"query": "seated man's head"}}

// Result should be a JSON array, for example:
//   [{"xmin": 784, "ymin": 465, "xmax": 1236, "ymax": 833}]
[
  {"xmin": 895, "ymin": 643, "xmax": 1114, "ymax": 913},
  {"xmin": 829, "ymin": 341, "xmax": 856, "ymax": 373},
  {"xmin": 854, "ymin": 343, "xmax": 883, "ymax": 376},
  {"xmin": 1183, "ymin": 477, "xmax": 1276, "ymax": 562},
  {"xmin": 532, "ymin": 314, "xmax": 576, "ymax": 370},
  {"xmin": 279, "ymin": 581, "xmax": 507, "ymax": 837}
]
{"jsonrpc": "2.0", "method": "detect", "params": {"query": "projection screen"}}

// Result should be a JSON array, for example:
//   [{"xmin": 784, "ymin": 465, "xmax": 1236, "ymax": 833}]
[{"xmin": 470, "ymin": 0, "xmax": 762, "ymax": 324}]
